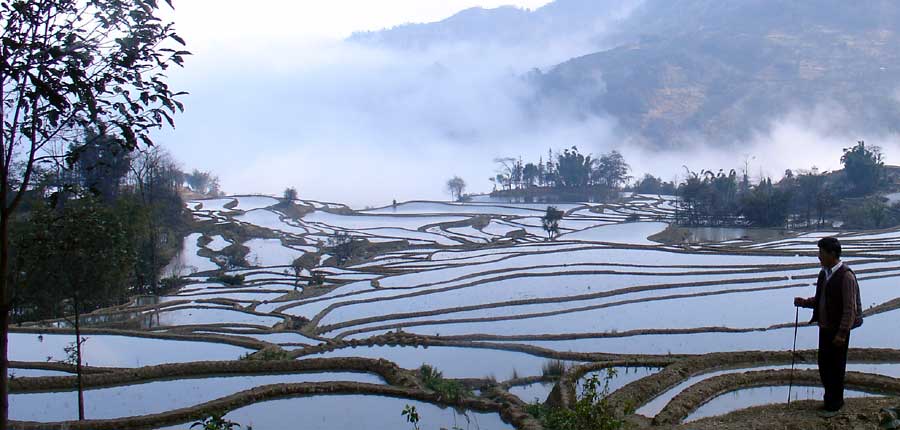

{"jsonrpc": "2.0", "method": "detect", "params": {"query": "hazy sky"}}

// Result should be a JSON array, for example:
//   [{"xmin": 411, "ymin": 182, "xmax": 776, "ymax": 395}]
[
  {"xmin": 157, "ymin": 0, "xmax": 578, "ymax": 207},
  {"xmin": 169, "ymin": 1, "xmax": 554, "ymax": 41}
]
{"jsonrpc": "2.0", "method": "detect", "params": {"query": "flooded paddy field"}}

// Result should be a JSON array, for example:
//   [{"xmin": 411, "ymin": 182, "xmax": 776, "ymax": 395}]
[{"xmin": 10, "ymin": 194, "xmax": 900, "ymax": 429}]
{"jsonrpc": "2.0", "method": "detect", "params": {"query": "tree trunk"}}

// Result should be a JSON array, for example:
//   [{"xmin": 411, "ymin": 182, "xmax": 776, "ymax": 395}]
[
  {"xmin": 0, "ymin": 300, "xmax": 9, "ymax": 429},
  {"xmin": 74, "ymin": 293, "xmax": 85, "ymax": 421},
  {"xmin": 1, "ymin": 212, "xmax": 10, "ymax": 430}
]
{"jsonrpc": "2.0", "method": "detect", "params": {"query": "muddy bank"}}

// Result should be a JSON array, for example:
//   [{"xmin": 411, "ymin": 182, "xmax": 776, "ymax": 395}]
[
  {"xmin": 9, "ymin": 357, "xmax": 419, "ymax": 393},
  {"xmin": 667, "ymin": 397, "xmax": 900, "ymax": 430},
  {"xmin": 655, "ymin": 369, "xmax": 900, "ymax": 425}
]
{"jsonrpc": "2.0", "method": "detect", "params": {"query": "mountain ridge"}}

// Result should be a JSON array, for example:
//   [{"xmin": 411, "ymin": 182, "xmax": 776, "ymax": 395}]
[{"xmin": 351, "ymin": 0, "xmax": 900, "ymax": 147}]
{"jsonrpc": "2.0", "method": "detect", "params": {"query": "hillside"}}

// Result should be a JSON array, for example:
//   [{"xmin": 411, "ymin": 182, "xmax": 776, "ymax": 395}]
[
  {"xmin": 348, "ymin": 0, "xmax": 639, "ymax": 50},
  {"xmin": 353, "ymin": 0, "xmax": 900, "ymax": 147}
]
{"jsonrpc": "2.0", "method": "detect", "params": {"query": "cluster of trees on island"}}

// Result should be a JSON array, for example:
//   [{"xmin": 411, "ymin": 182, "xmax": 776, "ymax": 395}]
[
  {"xmin": 453, "ymin": 141, "xmax": 896, "ymax": 233},
  {"xmin": 674, "ymin": 141, "xmax": 893, "ymax": 229},
  {"xmin": 489, "ymin": 147, "xmax": 632, "ymax": 200}
]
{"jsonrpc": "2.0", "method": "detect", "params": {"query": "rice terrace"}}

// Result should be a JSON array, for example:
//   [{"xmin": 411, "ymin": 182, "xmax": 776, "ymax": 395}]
[
  {"xmin": 7, "ymin": 193, "xmax": 900, "ymax": 429},
  {"xmin": 5, "ymin": 0, "xmax": 900, "ymax": 429}
]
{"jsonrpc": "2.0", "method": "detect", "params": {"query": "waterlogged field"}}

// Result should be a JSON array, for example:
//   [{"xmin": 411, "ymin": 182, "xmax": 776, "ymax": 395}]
[{"xmin": 9, "ymin": 194, "xmax": 900, "ymax": 429}]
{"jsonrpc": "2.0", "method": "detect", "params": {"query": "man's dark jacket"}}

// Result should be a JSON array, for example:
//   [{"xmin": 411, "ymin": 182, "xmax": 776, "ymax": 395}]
[{"xmin": 800, "ymin": 264, "xmax": 863, "ymax": 338}]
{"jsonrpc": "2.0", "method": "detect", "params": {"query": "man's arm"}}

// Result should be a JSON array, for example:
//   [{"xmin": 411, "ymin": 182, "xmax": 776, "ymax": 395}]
[
  {"xmin": 794, "ymin": 296, "xmax": 816, "ymax": 308},
  {"xmin": 837, "ymin": 272, "xmax": 859, "ymax": 339}
]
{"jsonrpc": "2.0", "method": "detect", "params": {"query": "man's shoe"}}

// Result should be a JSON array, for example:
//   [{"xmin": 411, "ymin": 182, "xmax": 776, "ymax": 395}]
[{"xmin": 818, "ymin": 409, "xmax": 841, "ymax": 419}]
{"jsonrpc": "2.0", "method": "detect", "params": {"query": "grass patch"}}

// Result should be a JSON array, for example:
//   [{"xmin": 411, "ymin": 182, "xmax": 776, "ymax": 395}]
[
  {"xmin": 239, "ymin": 348, "xmax": 290, "ymax": 361},
  {"xmin": 541, "ymin": 360, "xmax": 569, "ymax": 378},
  {"xmin": 419, "ymin": 364, "xmax": 472, "ymax": 403},
  {"xmin": 212, "ymin": 273, "xmax": 245, "ymax": 285}
]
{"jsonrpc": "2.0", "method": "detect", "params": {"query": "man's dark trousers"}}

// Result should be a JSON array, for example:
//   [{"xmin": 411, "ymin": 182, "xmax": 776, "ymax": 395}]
[{"xmin": 818, "ymin": 327, "xmax": 849, "ymax": 411}]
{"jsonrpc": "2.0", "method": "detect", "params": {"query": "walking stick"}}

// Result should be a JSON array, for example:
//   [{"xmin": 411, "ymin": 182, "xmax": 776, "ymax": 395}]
[{"xmin": 788, "ymin": 305, "xmax": 800, "ymax": 404}]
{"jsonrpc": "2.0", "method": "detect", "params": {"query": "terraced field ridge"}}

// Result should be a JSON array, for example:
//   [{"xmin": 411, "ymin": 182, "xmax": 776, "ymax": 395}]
[{"xmin": 9, "ymin": 194, "xmax": 900, "ymax": 429}]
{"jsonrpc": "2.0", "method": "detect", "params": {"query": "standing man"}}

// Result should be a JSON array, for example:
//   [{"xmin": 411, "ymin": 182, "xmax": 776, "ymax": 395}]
[{"xmin": 794, "ymin": 237, "xmax": 863, "ymax": 418}]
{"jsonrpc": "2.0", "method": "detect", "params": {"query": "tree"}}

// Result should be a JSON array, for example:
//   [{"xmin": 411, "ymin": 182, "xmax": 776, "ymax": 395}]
[
  {"xmin": 327, "ymin": 232, "xmax": 359, "ymax": 266},
  {"xmin": 740, "ymin": 177, "xmax": 792, "ymax": 227},
  {"xmin": 541, "ymin": 206, "xmax": 565, "ymax": 240},
  {"xmin": 68, "ymin": 131, "xmax": 132, "ymax": 202},
  {"xmin": 15, "ymin": 197, "xmax": 139, "ymax": 420},
  {"xmin": 793, "ymin": 168, "xmax": 829, "ymax": 227},
  {"xmin": 127, "ymin": 147, "xmax": 186, "ymax": 294},
  {"xmin": 841, "ymin": 141, "xmax": 884, "ymax": 196},
  {"xmin": 595, "ymin": 150, "xmax": 631, "ymax": 190},
  {"xmin": 283, "ymin": 187, "xmax": 298, "ymax": 202},
  {"xmin": 633, "ymin": 174, "xmax": 676, "ymax": 196},
  {"xmin": 446, "ymin": 176, "xmax": 466, "ymax": 201},
  {"xmin": 523, "ymin": 163, "xmax": 538, "ymax": 187},
  {"xmin": 493, "ymin": 158, "xmax": 517, "ymax": 190},
  {"xmin": 843, "ymin": 197, "xmax": 894, "ymax": 229},
  {"xmin": 634, "ymin": 174, "xmax": 661, "ymax": 194},
  {"xmin": 0, "ymin": 1, "xmax": 187, "ymax": 424},
  {"xmin": 185, "ymin": 169, "xmax": 212, "ymax": 194},
  {"xmin": 556, "ymin": 147, "xmax": 593, "ymax": 188}
]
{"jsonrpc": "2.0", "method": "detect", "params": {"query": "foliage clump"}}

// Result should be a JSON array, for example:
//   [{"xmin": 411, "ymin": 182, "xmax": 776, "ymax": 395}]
[
  {"xmin": 527, "ymin": 370, "xmax": 626, "ymax": 430},
  {"xmin": 419, "ymin": 364, "xmax": 472, "ymax": 403},
  {"xmin": 239, "ymin": 348, "xmax": 290, "ymax": 361},
  {"xmin": 541, "ymin": 360, "xmax": 569, "ymax": 378},
  {"xmin": 542, "ymin": 206, "xmax": 565, "ymax": 240},
  {"xmin": 191, "ymin": 413, "xmax": 245, "ymax": 430},
  {"xmin": 326, "ymin": 231, "xmax": 360, "ymax": 266},
  {"xmin": 212, "ymin": 273, "xmax": 245, "ymax": 286}
]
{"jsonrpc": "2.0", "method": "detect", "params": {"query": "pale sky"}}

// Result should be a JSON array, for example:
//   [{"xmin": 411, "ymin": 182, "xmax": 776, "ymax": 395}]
[{"xmin": 170, "ymin": 1, "xmax": 554, "ymax": 44}]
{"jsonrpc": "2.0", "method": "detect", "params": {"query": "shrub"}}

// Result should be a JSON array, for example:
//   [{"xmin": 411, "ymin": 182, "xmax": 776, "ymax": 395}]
[
  {"xmin": 327, "ymin": 231, "xmax": 359, "ymax": 266},
  {"xmin": 213, "ymin": 273, "xmax": 245, "ymax": 286},
  {"xmin": 842, "ymin": 197, "xmax": 896, "ymax": 229},
  {"xmin": 542, "ymin": 360, "xmax": 569, "ymax": 378},
  {"xmin": 239, "ymin": 348, "xmax": 290, "ymax": 361},
  {"xmin": 419, "ymin": 364, "xmax": 472, "ymax": 402},
  {"xmin": 158, "ymin": 276, "xmax": 189, "ymax": 292},
  {"xmin": 526, "ymin": 369, "xmax": 625, "ymax": 430},
  {"xmin": 191, "ymin": 414, "xmax": 244, "ymax": 430},
  {"xmin": 308, "ymin": 271, "xmax": 327, "ymax": 286},
  {"xmin": 402, "ymin": 405, "xmax": 421, "ymax": 430},
  {"xmin": 283, "ymin": 187, "xmax": 299, "ymax": 202}
]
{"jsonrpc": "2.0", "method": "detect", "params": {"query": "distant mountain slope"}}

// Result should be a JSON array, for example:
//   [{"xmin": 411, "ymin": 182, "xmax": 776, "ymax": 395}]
[
  {"xmin": 351, "ymin": 0, "xmax": 900, "ymax": 147},
  {"xmin": 348, "ymin": 0, "xmax": 639, "ymax": 50},
  {"xmin": 535, "ymin": 0, "xmax": 900, "ymax": 146}
]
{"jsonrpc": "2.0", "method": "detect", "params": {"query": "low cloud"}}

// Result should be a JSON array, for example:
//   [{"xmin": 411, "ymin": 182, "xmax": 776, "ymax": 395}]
[{"xmin": 155, "ymin": 6, "xmax": 900, "ymax": 208}]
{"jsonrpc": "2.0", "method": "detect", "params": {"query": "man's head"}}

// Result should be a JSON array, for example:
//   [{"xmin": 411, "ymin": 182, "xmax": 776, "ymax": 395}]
[{"xmin": 817, "ymin": 237, "xmax": 841, "ymax": 268}]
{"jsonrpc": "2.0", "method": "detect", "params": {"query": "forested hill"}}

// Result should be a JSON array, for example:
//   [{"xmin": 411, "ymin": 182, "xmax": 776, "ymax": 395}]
[{"xmin": 352, "ymin": 0, "xmax": 900, "ymax": 148}]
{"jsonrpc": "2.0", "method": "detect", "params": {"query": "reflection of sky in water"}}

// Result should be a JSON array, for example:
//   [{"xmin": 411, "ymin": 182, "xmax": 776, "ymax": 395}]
[
  {"xmin": 508, "ymin": 310, "xmax": 899, "ymax": 355},
  {"xmin": 686, "ymin": 386, "xmax": 877, "ymax": 422},
  {"xmin": 363, "ymin": 201, "xmax": 545, "ymax": 216},
  {"xmin": 231, "ymin": 196, "xmax": 279, "ymax": 212},
  {"xmin": 235, "ymin": 210, "xmax": 308, "ymax": 236},
  {"xmin": 12, "ymin": 372, "xmax": 384, "ymax": 422},
  {"xmin": 302, "ymin": 211, "xmax": 466, "ymax": 230},
  {"xmin": 8, "ymin": 368, "xmax": 71, "ymax": 378},
  {"xmin": 156, "ymin": 395, "xmax": 513, "ymax": 430},
  {"xmin": 151, "ymin": 307, "xmax": 283, "ymax": 328},
  {"xmin": 639, "ymin": 362, "xmax": 900, "ymax": 418},
  {"xmin": 243, "ymin": 237, "xmax": 308, "ymax": 266},
  {"xmin": 162, "ymin": 233, "xmax": 219, "ymax": 276},
  {"xmin": 9, "ymin": 332, "xmax": 250, "ymax": 367},
  {"xmin": 508, "ymin": 366, "xmax": 661, "ymax": 404},
  {"xmin": 15, "ymin": 194, "xmax": 900, "ymax": 426},
  {"xmin": 315, "ymin": 345, "xmax": 577, "ymax": 380}
]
